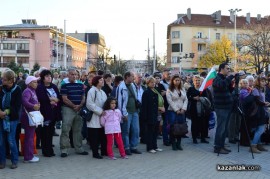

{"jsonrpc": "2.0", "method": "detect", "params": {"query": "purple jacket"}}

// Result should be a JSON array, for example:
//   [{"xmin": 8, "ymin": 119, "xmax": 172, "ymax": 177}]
[
  {"xmin": 100, "ymin": 109, "xmax": 122, "ymax": 134},
  {"xmin": 21, "ymin": 87, "xmax": 39, "ymax": 127}
]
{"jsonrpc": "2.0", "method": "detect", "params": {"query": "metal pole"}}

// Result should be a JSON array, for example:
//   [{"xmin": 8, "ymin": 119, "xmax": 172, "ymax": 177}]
[
  {"xmin": 64, "ymin": 19, "xmax": 67, "ymax": 69},
  {"xmin": 234, "ymin": 12, "xmax": 237, "ymax": 71},
  {"xmin": 153, "ymin": 23, "xmax": 156, "ymax": 73},
  {"xmin": 56, "ymin": 31, "xmax": 59, "ymax": 68}
]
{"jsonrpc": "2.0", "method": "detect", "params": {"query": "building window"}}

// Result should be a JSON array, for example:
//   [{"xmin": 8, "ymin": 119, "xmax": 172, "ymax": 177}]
[
  {"xmin": 3, "ymin": 43, "xmax": 15, "ymax": 50},
  {"xmin": 172, "ymin": 31, "xmax": 180, "ymax": 39},
  {"xmin": 172, "ymin": 43, "xmax": 183, "ymax": 52},
  {"xmin": 172, "ymin": 44, "xmax": 180, "ymax": 52},
  {"xmin": 17, "ymin": 43, "xmax": 29, "ymax": 50},
  {"xmin": 198, "ymin": 44, "xmax": 203, "ymax": 51},
  {"xmin": 172, "ymin": 56, "xmax": 178, "ymax": 64},
  {"xmin": 197, "ymin": 32, "xmax": 203, "ymax": 38},
  {"xmin": 216, "ymin": 33, "xmax": 221, "ymax": 40}
]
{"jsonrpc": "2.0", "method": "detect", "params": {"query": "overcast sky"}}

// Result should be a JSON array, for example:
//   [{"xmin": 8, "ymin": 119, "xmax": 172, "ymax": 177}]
[{"xmin": 1, "ymin": 0, "xmax": 269, "ymax": 60}]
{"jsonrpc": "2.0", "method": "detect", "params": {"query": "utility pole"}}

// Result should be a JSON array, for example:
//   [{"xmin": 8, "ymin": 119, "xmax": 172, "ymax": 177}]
[
  {"xmin": 153, "ymin": 23, "xmax": 156, "ymax": 73},
  {"xmin": 56, "ymin": 31, "xmax": 58, "ymax": 68},
  {"xmin": 64, "ymin": 19, "xmax": 67, "ymax": 69}
]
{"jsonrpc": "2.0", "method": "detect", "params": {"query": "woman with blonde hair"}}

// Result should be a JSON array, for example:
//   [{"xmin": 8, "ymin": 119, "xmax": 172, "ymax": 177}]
[
  {"xmin": 0, "ymin": 70, "xmax": 22, "ymax": 169},
  {"xmin": 141, "ymin": 77, "xmax": 165, "ymax": 153}
]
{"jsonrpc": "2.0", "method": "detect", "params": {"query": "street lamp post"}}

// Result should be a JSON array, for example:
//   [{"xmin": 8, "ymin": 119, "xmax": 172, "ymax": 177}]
[{"xmin": 229, "ymin": 8, "xmax": 242, "ymax": 71}]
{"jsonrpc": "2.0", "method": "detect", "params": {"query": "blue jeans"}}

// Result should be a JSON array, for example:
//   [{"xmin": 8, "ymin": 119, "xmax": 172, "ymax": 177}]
[
  {"xmin": 167, "ymin": 111, "xmax": 185, "ymax": 141},
  {"xmin": 121, "ymin": 112, "xmax": 139, "ymax": 150},
  {"xmin": 0, "ymin": 120, "xmax": 18, "ymax": 165},
  {"xmin": 214, "ymin": 108, "xmax": 231, "ymax": 149},
  {"xmin": 251, "ymin": 125, "xmax": 265, "ymax": 145},
  {"xmin": 167, "ymin": 111, "xmax": 185, "ymax": 125}
]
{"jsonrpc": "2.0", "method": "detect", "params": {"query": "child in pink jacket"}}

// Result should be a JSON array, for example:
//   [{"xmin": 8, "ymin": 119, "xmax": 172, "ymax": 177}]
[{"xmin": 100, "ymin": 97, "xmax": 128, "ymax": 160}]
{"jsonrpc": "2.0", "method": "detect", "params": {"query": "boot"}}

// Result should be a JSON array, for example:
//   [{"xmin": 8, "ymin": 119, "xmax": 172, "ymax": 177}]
[
  {"xmin": 176, "ymin": 139, "xmax": 183, "ymax": 150},
  {"xmin": 249, "ymin": 145, "xmax": 261, "ymax": 153},
  {"xmin": 257, "ymin": 144, "xmax": 268, "ymax": 151},
  {"xmin": 171, "ymin": 141, "xmax": 177, "ymax": 151}
]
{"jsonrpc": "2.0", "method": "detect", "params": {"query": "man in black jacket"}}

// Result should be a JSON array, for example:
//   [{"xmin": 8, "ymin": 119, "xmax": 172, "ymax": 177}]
[{"xmin": 213, "ymin": 63, "xmax": 234, "ymax": 154}]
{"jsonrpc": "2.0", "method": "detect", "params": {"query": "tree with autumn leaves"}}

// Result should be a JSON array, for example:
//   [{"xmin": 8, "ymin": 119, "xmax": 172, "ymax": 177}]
[
  {"xmin": 238, "ymin": 17, "xmax": 270, "ymax": 74},
  {"xmin": 198, "ymin": 36, "xmax": 234, "ymax": 69}
]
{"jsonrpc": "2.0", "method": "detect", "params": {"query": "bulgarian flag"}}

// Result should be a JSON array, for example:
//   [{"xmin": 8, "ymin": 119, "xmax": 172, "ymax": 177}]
[{"xmin": 199, "ymin": 67, "xmax": 217, "ymax": 92}]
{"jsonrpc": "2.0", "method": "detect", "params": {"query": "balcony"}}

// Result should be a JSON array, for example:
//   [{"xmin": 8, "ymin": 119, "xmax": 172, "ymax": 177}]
[
  {"xmin": 17, "ymin": 50, "xmax": 29, "ymax": 54},
  {"xmin": 192, "ymin": 37, "xmax": 210, "ymax": 44}
]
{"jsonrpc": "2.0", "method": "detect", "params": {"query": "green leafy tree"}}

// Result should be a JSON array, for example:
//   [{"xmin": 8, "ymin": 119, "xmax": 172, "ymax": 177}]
[
  {"xmin": 198, "ymin": 36, "xmax": 234, "ymax": 69},
  {"xmin": 31, "ymin": 63, "xmax": 40, "ymax": 75},
  {"xmin": 107, "ymin": 59, "xmax": 128, "ymax": 76},
  {"xmin": 7, "ymin": 60, "xmax": 20, "ymax": 74}
]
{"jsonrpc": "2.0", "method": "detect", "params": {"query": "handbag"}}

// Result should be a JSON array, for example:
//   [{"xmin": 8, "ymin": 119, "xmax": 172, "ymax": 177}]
[
  {"xmin": 80, "ymin": 91, "xmax": 97, "ymax": 121},
  {"xmin": 24, "ymin": 107, "xmax": 44, "ymax": 127},
  {"xmin": 80, "ymin": 107, "xmax": 94, "ymax": 122},
  {"xmin": 172, "ymin": 122, "xmax": 188, "ymax": 136}
]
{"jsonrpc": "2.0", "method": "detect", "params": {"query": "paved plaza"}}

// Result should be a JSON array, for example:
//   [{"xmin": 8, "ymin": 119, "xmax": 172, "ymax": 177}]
[{"xmin": 1, "ymin": 121, "xmax": 270, "ymax": 179}]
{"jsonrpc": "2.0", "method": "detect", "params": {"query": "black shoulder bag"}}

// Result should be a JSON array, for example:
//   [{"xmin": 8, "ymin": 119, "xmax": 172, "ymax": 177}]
[{"xmin": 80, "ymin": 91, "xmax": 97, "ymax": 121}]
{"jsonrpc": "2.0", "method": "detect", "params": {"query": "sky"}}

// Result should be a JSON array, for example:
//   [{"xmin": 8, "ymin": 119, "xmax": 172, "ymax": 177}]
[{"xmin": 0, "ymin": 0, "xmax": 269, "ymax": 60}]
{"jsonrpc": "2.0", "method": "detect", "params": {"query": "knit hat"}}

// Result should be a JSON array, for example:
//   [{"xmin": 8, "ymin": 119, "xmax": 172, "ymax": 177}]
[{"xmin": 25, "ymin": 76, "xmax": 39, "ymax": 85}]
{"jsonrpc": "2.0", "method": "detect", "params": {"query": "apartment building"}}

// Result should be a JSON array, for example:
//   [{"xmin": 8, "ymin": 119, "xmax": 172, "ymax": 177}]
[
  {"xmin": 68, "ymin": 32, "xmax": 109, "ymax": 69},
  {"xmin": 0, "ymin": 19, "xmax": 87, "ymax": 70},
  {"xmin": 167, "ymin": 8, "xmax": 262, "ymax": 72}
]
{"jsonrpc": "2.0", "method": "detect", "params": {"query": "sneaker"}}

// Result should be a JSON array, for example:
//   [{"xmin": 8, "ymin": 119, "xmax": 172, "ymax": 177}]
[
  {"xmin": 77, "ymin": 151, "xmax": 89, "ymax": 155},
  {"xmin": 24, "ymin": 156, "xmax": 39, "ymax": 163},
  {"xmin": 61, "ymin": 153, "xmax": 68, "ymax": 158},
  {"xmin": 148, "ymin": 149, "xmax": 157, "ymax": 154},
  {"xmin": 10, "ymin": 164, "xmax": 17, "ymax": 169},
  {"xmin": 131, "ymin": 149, "xmax": 142, "ymax": 154},
  {"xmin": 155, "ymin": 148, "xmax": 163, "ymax": 152},
  {"xmin": 108, "ymin": 156, "xmax": 117, "ymax": 160},
  {"xmin": 121, "ymin": 156, "xmax": 129, "ymax": 159}
]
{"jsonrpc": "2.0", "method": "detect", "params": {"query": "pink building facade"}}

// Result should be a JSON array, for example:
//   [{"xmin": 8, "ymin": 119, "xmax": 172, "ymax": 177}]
[{"xmin": 0, "ymin": 21, "xmax": 87, "ymax": 71}]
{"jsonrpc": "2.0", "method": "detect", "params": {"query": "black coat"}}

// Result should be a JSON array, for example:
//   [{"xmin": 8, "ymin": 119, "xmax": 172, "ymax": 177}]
[
  {"xmin": 187, "ymin": 87, "xmax": 212, "ymax": 118},
  {"xmin": 140, "ymin": 88, "xmax": 158, "ymax": 125},
  {"xmin": 0, "ymin": 84, "xmax": 22, "ymax": 121}
]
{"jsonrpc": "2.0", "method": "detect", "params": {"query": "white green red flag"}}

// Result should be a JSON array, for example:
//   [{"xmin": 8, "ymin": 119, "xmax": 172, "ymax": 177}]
[{"xmin": 199, "ymin": 67, "xmax": 217, "ymax": 92}]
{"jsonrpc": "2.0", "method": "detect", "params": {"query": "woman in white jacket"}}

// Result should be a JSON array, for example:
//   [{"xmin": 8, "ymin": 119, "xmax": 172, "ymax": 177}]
[
  {"xmin": 166, "ymin": 74, "xmax": 188, "ymax": 151},
  {"xmin": 86, "ymin": 76, "xmax": 107, "ymax": 159}
]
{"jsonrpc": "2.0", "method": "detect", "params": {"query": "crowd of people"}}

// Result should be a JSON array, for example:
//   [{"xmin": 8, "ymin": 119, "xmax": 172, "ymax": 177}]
[{"xmin": 0, "ymin": 62, "xmax": 269, "ymax": 169}]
